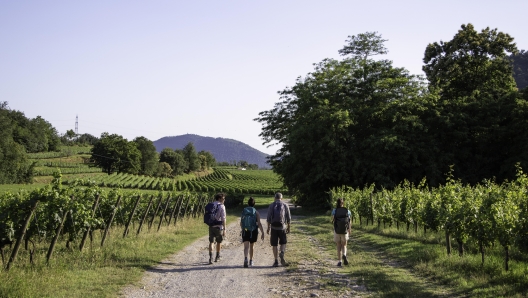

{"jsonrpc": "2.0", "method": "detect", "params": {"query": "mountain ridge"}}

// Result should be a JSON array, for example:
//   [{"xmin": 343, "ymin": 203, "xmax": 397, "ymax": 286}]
[{"xmin": 153, "ymin": 134, "xmax": 271, "ymax": 169}]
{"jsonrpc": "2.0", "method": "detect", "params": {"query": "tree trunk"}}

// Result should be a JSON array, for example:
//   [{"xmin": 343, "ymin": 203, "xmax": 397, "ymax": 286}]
[
  {"xmin": 445, "ymin": 230, "xmax": 451, "ymax": 255},
  {"xmin": 479, "ymin": 240, "xmax": 485, "ymax": 265},
  {"xmin": 457, "ymin": 239, "xmax": 464, "ymax": 256},
  {"xmin": 505, "ymin": 245, "xmax": 509, "ymax": 271}
]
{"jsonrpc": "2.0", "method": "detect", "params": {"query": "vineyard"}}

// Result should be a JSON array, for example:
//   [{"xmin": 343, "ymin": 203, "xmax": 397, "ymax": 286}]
[
  {"xmin": 63, "ymin": 167, "xmax": 285, "ymax": 194},
  {"xmin": 0, "ymin": 172, "xmax": 213, "ymax": 270},
  {"xmin": 330, "ymin": 166, "xmax": 528, "ymax": 271}
]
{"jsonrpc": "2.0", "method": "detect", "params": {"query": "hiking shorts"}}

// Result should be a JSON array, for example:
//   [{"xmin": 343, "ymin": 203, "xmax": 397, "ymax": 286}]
[
  {"xmin": 270, "ymin": 229, "xmax": 287, "ymax": 246},
  {"xmin": 333, "ymin": 232, "xmax": 349, "ymax": 243},
  {"xmin": 242, "ymin": 229, "xmax": 259, "ymax": 243},
  {"xmin": 209, "ymin": 226, "xmax": 224, "ymax": 243}
]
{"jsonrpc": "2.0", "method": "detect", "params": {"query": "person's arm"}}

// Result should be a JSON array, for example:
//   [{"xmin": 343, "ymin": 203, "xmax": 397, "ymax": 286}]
[
  {"xmin": 221, "ymin": 206, "xmax": 226, "ymax": 235},
  {"xmin": 266, "ymin": 205, "xmax": 272, "ymax": 234},
  {"xmin": 285, "ymin": 204, "xmax": 291, "ymax": 234},
  {"xmin": 256, "ymin": 211, "xmax": 265, "ymax": 240}
]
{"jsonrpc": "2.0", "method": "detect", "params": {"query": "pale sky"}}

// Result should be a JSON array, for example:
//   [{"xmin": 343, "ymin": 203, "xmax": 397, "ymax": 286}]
[{"xmin": 1, "ymin": 1, "xmax": 526, "ymax": 155}]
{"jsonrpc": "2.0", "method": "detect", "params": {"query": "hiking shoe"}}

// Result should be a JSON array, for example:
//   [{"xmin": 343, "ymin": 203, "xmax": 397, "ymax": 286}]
[
  {"xmin": 215, "ymin": 255, "xmax": 221, "ymax": 262},
  {"xmin": 279, "ymin": 252, "xmax": 288, "ymax": 266},
  {"xmin": 249, "ymin": 260, "xmax": 254, "ymax": 267},
  {"xmin": 337, "ymin": 261, "xmax": 342, "ymax": 267},
  {"xmin": 244, "ymin": 259, "xmax": 248, "ymax": 268},
  {"xmin": 343, "ymin": 255, "xmax": 348, "ymax": 265},
  {"xmin": 273, "ymin": 260, "xmax": 279, "ymax": 267}
]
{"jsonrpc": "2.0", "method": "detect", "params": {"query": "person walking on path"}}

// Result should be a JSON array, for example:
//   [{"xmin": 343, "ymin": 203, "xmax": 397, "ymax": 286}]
[
  {"xmin": 240, "ymin": 197, "xmax": 265, "ymax": 268},
  {"xmin": 331, "ymin": 198, "xmax": 351, "ymax": 267},
  {"xmin": 208, "ymin": 193, "xmax": 226, "ymax": 264},
  {"xmin": 266, "ymin": 192, "xmax": 291, "ymax": 267}
]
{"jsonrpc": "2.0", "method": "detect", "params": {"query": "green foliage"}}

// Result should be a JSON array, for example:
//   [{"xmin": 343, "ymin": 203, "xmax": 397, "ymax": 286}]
[
  {"xmin": 256, "ymin": 32, "xmax": 432, "ymax": 209},
  {"xmin": 90, "ymin": 133, "xmax": 141, "ymax": 175},
  {"xmin": 133, "ymin": 136, "xmax": 159, "ymax": 176}
]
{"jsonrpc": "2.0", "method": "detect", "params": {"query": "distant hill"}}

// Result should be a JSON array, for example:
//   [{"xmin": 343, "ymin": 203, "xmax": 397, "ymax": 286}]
[{"xmin": 153, "ymin": 134, "xmax": 270, "ymax": 169}]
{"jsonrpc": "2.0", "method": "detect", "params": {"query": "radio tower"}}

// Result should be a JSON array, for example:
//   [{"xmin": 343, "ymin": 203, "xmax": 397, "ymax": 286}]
[{"xmin": 75, "ymin": 115, "xmax": 78, "ymax": 135}]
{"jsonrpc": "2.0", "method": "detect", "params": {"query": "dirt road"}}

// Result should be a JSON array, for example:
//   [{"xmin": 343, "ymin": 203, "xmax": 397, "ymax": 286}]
[{"xmin": 122, "ymin": 205, "xmax": 361, "ymax": 298}]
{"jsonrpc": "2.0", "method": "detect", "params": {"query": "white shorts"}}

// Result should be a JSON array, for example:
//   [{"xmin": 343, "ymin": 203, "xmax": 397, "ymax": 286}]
[{"xmin": 334, "ymin": 232, "xmax": 349, "ymax": 243}]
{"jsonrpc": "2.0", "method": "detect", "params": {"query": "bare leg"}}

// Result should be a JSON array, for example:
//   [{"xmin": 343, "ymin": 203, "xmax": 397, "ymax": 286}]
[
  {"xmin": 216, "ymin": 242, "xmax": 221, "ymax": 253},
  {"xmin": 272, "ymin": 246, "xmax": 278, "ymax": 260},
  {"xmin": 244, "ymin": 241, "xmax": 250, "ymax": 259},
  {"xmin": 280, "ymin": 244, "xmax": 286, "ymax": 254},
  {"xmin": 249, "ymin": 242, "xmax": 255, "ymax": 260}
]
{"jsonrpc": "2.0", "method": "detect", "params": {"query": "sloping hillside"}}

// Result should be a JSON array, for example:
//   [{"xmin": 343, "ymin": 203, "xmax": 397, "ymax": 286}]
[{"xmin": 153, "ymin": 134, "xmax": 270, "ymax": 169}]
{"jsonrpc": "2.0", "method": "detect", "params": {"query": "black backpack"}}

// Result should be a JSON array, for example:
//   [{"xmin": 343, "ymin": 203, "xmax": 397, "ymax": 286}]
[
  {"xmin": 334, "ymin": 207, "xmax": 350, "ymax": 234},
  {"xmin": 204, "ymin": 202, "xmax": 223, "ymax": 226}
]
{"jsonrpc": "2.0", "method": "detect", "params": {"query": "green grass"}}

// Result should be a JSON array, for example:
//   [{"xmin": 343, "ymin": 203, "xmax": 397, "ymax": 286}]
[
  {"xmin": 0, "ymin": 215, "xmax": 220, "ymax": 298},
  {"xmin": 287, "ymin": 208, "xmax": 528, "ymax": 298}
]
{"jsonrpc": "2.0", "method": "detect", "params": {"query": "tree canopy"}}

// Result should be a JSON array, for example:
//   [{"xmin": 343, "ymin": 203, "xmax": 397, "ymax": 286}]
[
  {"xmin": 256, "ymin": 26, "xmax": 528, "ymax": 209},
  {"xmin": 91, "ymin": 133, "xmax": 141, "ymax": 175}
]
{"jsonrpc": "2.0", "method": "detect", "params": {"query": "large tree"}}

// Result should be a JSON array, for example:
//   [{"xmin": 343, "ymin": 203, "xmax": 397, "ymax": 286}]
[
  {"xmin": 0, "ymin": 102, "xmax": 34, "ymax": 183},
  {"xmin": 423, "ymin": 23, "xmax": 523, "ymax": 184},
  {"xmin": 91, "ymin": 133, "xmax": 141, "ymax": 174},
  {"xmin": 510, "ymin": 49, "xmax": 528, "ymax": 90},
  {"xmin": 256, "ymin": 32, "xmax": 434, "ymax": 208},
  {"xmin": 182, "ymin": 142, "xmax": 200, "ymax": 173},
  {"xmin": 159, "ymin": 148, "xmax": 187, "ymax": 176},
  {"xmin": 133, "ymin": 136, "xmax": 159, "ymax": 176}
]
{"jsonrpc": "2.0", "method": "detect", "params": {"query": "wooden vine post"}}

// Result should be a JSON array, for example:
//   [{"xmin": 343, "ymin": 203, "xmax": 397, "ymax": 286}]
[
  {"xmin": 101, "ymin": 196, "xmax": 122, "ymax": 247},
  {"xmin": 6, "ymin": 200, "xmax": 39, "ymax": 270},
  {"xmin": 123, "ymin": 195, "xmax": 142, "ymax": 238},
  {"xmin": 174, "ymin": 195, "xmax": 185, "ymax": 225},
  {"xmin": 167, "ymin": 195, "xmax": 181, "ymax": 226},
  {"xmin": 148, "ymin": 195, "xmax": 163, "ymax": 231},
  {"xmin": 157, "ymin": 195, "xmax": 171, "ymax": 231},
  {"xmin": 137, "ymin": 195, "xmax": 154, "ymax": 235},
  {"xmin": 79, "ymin": 194, "xmax": 100, "ymax": 251}
]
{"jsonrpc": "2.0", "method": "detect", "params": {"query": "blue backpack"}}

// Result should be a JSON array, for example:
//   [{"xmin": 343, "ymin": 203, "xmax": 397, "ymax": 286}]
[
  {"xmin": 204, "ymin": 202, "xmax": 223, "ymax": 226},
  {"xmin": 241, "ymin": 207, "xmax": 257, "ymax": 233}
]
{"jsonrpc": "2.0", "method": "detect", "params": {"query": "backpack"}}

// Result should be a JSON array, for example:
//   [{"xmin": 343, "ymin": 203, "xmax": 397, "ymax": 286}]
[
  {"xmin": 241, "ymin": 207, "xmax": 258, "ymax": 233},
  {"xmin": 270, "ymin": 201, "xmax": 286, "ymax": 228},
  {"xmin": 334, "ymin": 207, "xmax": 350, "ymax": 234},
  {"xmin": 204, "ymin": 202, "xmax": 223, "ymax": 226}
]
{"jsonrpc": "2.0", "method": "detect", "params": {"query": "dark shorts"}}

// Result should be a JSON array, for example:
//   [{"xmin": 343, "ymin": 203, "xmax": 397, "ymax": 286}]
[
  {"xmin": 270, "ymin": 229, "xmax": 287, "ymax": 246},
  {"xmin": 209, "ymin": 226, "xmax": 223, "ymax": 243},
  {"xmin": 242, "ymin": 229, "xmax": 259, "ymax": 243}
]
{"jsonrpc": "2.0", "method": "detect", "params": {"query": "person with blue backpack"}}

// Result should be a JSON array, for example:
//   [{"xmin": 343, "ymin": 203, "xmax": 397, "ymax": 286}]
[{"xmin": 240, "ymin": 197, "xmax": 264, "ymax": 268}]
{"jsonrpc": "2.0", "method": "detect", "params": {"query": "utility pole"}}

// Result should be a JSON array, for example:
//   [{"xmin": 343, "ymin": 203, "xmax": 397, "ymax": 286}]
[{"xmin": 75, "ymin": 115, "xmax": 78, "ymax": 135}]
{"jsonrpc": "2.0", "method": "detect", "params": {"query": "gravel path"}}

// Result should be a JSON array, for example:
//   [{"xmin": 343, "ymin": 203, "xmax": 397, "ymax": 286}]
[{"xmin": 121, "ymin": 207, "xmax": 289, "ymax": 298}]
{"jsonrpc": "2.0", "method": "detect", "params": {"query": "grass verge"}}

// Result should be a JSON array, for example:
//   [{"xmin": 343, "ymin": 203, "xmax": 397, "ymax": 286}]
[
  {"xmin": 0, "ymin": 212, "xmax": 240, "ymax": 298},
  {"xmin": 287, "ymin": 208, "xmax": 528, "ymax": 298}
]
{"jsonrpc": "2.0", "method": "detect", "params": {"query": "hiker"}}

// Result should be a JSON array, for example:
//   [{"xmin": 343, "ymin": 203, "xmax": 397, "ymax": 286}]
[
  {"xmin": 266, "ymin": 192, "xmax": 291, "ymax": 267},
  {"xmin": 331, "ymin": 197, "xmax": 351, "ymax": 267},
  {"xmin": 207, "ymin": 193, "xmax": 226, "ymax": 264},
  {"xmin": 240, "ymin": 197, "xmax": 265, "ymax": 267}
]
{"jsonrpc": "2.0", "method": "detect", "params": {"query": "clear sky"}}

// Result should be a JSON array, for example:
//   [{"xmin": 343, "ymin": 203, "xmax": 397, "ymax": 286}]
[{"xmin": 1, "ymin": 0, "xmax": 526, "ymax": 155}]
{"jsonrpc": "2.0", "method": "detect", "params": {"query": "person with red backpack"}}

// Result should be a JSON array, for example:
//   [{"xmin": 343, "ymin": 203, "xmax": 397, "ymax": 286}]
[
  {"xmin": 240, "ymin": 197, "xmax": 264, "ymax": 268},
  {"xmin": 266, "ymin": 192, "xmax": 291, "ymax": 267},
  {"xmin": 331, "ymin": 198, "xmax": 351, "ymax": 267}
]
